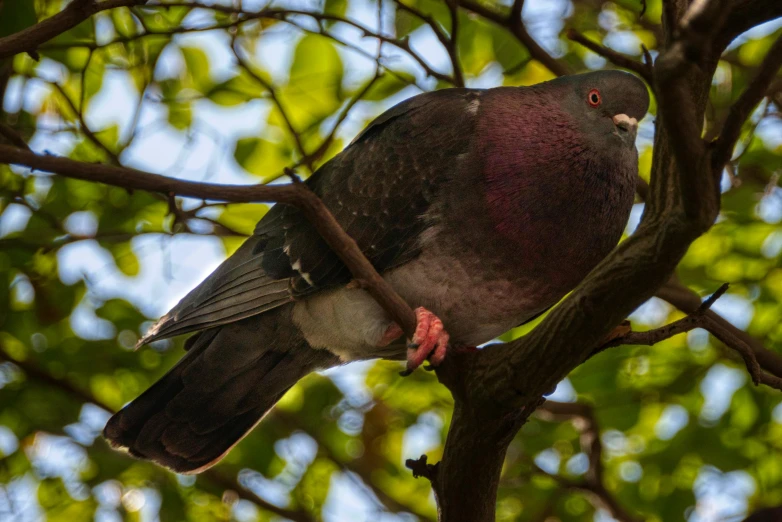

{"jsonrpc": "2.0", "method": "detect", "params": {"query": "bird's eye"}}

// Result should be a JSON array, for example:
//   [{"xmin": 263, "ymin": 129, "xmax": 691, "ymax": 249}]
[{"xmin": 587, "ymin": 89, "xmax": 601, "ymax": 107}]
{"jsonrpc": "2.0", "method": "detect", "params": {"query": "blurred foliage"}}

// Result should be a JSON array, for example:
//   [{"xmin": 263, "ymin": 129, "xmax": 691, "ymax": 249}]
[{"xmin": 0, "ymin": 0, "xmax": 781, "ymax": 521}]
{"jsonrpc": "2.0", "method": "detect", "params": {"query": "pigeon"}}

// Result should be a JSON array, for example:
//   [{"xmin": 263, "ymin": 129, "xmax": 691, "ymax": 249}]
[{"xmin": 103, "ymin": 70, "xmax": 650, "ymax": 473}]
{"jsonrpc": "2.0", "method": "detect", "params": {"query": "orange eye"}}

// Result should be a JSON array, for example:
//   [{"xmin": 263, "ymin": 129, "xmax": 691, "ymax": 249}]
[{"xmin": 587, "ymin": 89, "xmax": 601, "ymax": 107}]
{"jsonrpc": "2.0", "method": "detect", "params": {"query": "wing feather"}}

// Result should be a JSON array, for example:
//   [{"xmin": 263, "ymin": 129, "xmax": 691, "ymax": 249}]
[
  {"xmin": 144, "ymin": 295, "xmax": 293, "ymax": 342},
  {"xmin": 138, "ymin": 88, "xmax": 480, "ymax": 345},
  {"xmin": 138, "ymin": 239, "xmax": 293, "ymax": 345}
]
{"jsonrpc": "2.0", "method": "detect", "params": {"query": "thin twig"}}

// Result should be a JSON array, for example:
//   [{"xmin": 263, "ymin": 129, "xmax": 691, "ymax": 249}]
[
  {"xmin": 657, "ymin": 278, "xmax": 782, "ymax": 380},
  {"xmin": 458, "ymin": 0, "xmax": 569, "ymax": 77},
  {"xmin": 272, "ymin": 409, "xmax": 434, "ymax": 520},
  {"xmin": 52, "ymin": 83, "xmax": 120, "ymax": 164},
  {"xmin": 394, "ymin": 0, "xmax": 463, "ymax": 87},
  {"xmin": 536, "ymin": 401, "xmax": 642, "ymax": 522},
  {"xmin": 156, "ymin": 3, "xmax": 456, "ymax": 85},
  {"xmin": 0, "ymin": 144, "xmax": 417, "ymax": 336},
  {"xmin": 0, "ymin": 0, "xmax": 149, "ymax": 60},
  {"xmin": 601, "ymin": 283, "xmax": 727, "ymax": 349},
  {"xmin": 0, "ymin": 343, "xmax": 314, "ymax": 522},
  {"xmin": 0, "ymin": 122, "xmax": 31, "ymax": 150},
  {"xmin": 291, "ymin": 70, "xmax": 383, "ymax": 172},
  {"xmin": 712, "ymin": 33, "xmax": 782, "ymax": 171},
  {"xmin": 602, "ymin": 283, "xmax": 781, "ymax": 390},
  {"xmin": 702, "ymin": 314, "xmax": 782, "ymax": 389},
  {"xmin": 566, "ymin": 29, "xmax": 654, "ymax": 86}
]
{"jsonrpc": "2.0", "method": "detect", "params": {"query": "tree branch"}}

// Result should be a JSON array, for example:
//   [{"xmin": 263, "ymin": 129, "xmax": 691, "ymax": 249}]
[
  {"xmin": 652, "ymin": 0, "xmax": 728, "ymax": 226},
  {"xmin": 0, "ymin": 144, "xmax": 417, "ymax": 336},
  {"xmin": 414, "ymin": 2, "xmax": 781, "ymax": 519},
  {"xmin": 0, "ymin": 122, "xmax": 31, "ymax": 150},
  {"xmin": 230, "ymin": 40, "xmax": 311, "ymax": 170},
  {"xmin": 656, "ymin": 279, "xmax": 782, "ymax": 380},
  {"xmin": 601, "ymin": 284, "xmax": 781, "ymax": 389},
  {"xmin": 52, "ymin": 82, "xmax": 120, "ymax": 164},
  {"xmin": 537, "ymin": 401, "xmax": 642, "ymax": 522},
  {"xmin": 712, "ymin": 33, "xmax": 782, "ymax": 171},
  {"xmin": 458, "ymin": 0, "xmax": 570, "ymax": 77},
  {"xmin": 602, "ymin": 283, "xmax": 729, "ymax": 349},
  {"xmin": 717, "ymin": 1, "xmax": 782, "ymax": 50},
  {"xmin": 566, "ymin": 29, "xmax": 654, "ymax": 86},
  {"xmin": 0, "ymin": 0, "xmax": 149, "ymax": 60},
  {"xmin": 151, "ymin": 2, "xmax": 456, "ymax": 86},
  {"xmin": 394, "ymin": 0, "xmax": 464, "ymax": 87},
  {"xmin": 702, "ymin": 314, "xmax": 782, "ymax": 389}
]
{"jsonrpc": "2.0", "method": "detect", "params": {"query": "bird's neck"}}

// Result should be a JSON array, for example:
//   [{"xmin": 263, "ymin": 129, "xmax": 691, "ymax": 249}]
[
  {"xmin": 478, "ymin": 90, "xmax": 590, "ymax": 238},
  {"xmin": 476, "ymin": 89, "xmax": 634, "ymax": 283}
]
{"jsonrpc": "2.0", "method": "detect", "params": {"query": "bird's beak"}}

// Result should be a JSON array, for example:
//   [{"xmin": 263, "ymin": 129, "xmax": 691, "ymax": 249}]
[{"xmin": 612, "ymin": 114, "xmax": 638, "ymax": 143}]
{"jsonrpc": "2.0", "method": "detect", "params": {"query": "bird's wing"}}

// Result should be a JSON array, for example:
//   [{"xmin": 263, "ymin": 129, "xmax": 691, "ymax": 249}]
[{"xmin": 139, "ymin": 88, "xmax": 479, "ymax": 345}]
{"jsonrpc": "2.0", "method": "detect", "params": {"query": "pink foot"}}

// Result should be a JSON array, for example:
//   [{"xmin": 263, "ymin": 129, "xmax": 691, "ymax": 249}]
[{"xmin": 400, "ymin": 307, "xmax": 450, "ymax": 376}]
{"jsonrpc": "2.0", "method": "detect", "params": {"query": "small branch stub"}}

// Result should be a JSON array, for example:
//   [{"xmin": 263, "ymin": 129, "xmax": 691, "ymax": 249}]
[{"xmin": 406, "ymin": 454, "xmax": 439, "ymax": 482}]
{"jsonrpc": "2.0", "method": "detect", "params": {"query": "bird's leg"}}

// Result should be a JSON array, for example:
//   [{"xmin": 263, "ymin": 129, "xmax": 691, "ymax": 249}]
[{"xmin": 400, "ymin": 307, "xmax": 450, "ymax": 376}]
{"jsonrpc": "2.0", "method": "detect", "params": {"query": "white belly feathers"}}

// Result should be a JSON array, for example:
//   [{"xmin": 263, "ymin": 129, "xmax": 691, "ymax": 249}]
[{"xmin": 292, "ymin": 249, "xmax": 541, "ymax": 361}]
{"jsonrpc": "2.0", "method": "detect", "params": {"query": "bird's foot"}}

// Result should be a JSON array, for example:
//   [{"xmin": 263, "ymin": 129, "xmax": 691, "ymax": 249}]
[{"xmin": 400, "ymin": 307, "xmax": 450, "ymax": 376}]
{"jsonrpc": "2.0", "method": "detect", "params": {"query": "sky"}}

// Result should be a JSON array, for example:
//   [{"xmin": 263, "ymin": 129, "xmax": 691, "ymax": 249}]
[{"xmin": 1, "ymin": 0, "xmax": 782, "ymax": 520}]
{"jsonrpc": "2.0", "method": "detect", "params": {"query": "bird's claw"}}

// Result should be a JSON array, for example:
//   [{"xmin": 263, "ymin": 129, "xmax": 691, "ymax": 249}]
[{"xmin": 400, "ymin": 307, "xmax": 450, "ymax": 376}]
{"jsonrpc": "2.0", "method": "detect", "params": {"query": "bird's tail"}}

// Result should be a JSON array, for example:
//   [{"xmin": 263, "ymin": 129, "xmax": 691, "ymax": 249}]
[{"xmin": 103, "ymin": 313, "xmax": 340, "ymax": 474}]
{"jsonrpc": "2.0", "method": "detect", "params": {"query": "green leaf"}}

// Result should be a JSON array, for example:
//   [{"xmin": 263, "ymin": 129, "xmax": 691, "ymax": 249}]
[
  {"xmin": 233, "ymin": 137, "xmax": 292, "ymax": 180},
  {"xmin": 108, "ymin": 242, "xmax": 140, "ymax": 276},
  {"xmin": 363, "ymin": 72, "xmax": 416, "ymax": 101},
  {"xmin": 134, "ymin": 5, "xmax": 191, "ymax": 31},
  {"xmin": 216, "ymin": 203, "xmax": 269, "ymax": 236},
  {"xmin": 206, "ymin": 71, "xmax": 260, "ymax": 106},
  {"xmin": 111, "ymin": 7, "xmax": 138, "ymax": 38},
  {"xmin": 394, "ymin": 0, "xmax": 450, "ymax": 38},
  {"xmin": 167, "ymin": 101, "xmax": 192, "ymax": 130},
  {"xmin": 280, "ymin": 35, "xmax": 344, "ymax": 129},
  {"xmin": 0, "ymin": 0, "xmax": 37, "ymax": 39},
  {"xmin": 95, "ymin": 298, "xmax": 145, "ymax": 331},
  {"xmin": 458, "ymin": 16, "xmax": 495, "ymax": 76},
  {"xmin": 325, "ymin": 0, "xmax": 347, "ymax": 16},
  {"xmin": 180, "ymin": 45, "xmax": 212, "ymax": 93}
]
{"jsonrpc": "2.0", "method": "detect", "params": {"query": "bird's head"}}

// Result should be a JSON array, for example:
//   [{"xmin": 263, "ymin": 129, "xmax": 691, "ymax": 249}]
[{"xmin": 549, "ymin": 70, "xmax": 650, "ymax": 150}]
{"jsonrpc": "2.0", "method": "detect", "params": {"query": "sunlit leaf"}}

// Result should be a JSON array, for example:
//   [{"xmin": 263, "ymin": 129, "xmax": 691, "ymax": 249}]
[{"xmin": 233, "ymin": 137, "xmax": 293, "ymax": 180}]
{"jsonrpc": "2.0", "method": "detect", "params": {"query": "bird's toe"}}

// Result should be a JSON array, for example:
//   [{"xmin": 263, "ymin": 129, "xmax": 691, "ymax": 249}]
[{"xmin": 402, "ymin": 307, "xmax": 450, "ymax": 374}]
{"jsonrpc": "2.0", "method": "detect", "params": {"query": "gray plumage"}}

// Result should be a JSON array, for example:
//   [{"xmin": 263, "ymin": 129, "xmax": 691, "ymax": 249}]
[{"xmin": 104, "ymin": 70, "xmax": 650, "ymax": 473}]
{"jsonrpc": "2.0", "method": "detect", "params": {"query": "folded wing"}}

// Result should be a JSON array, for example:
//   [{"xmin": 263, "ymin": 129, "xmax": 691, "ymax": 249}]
[{"xmin": 139, "ymin": 88, "xmax": 480, "ymax": 346}]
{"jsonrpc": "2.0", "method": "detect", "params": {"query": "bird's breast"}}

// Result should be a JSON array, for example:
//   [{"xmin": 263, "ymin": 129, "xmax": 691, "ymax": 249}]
[
  {"xmin": 473, "ymin": 92, "xmax": 636, "ymax": 293},
  {"xmin": 383, "ymin": 247, "xmax": 551, "ymax": 346}
]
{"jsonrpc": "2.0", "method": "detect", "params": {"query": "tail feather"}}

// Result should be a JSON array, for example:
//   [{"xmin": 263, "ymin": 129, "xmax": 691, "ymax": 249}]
[{"xmin": 103, "ymin": 311, "xmax": 340, "ymax": 474}]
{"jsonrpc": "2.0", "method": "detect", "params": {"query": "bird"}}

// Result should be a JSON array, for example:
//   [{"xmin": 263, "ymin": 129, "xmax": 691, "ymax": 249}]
[{"xmin": 103, "ymin": 70, "xmax": 650, "ymax": 473}]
